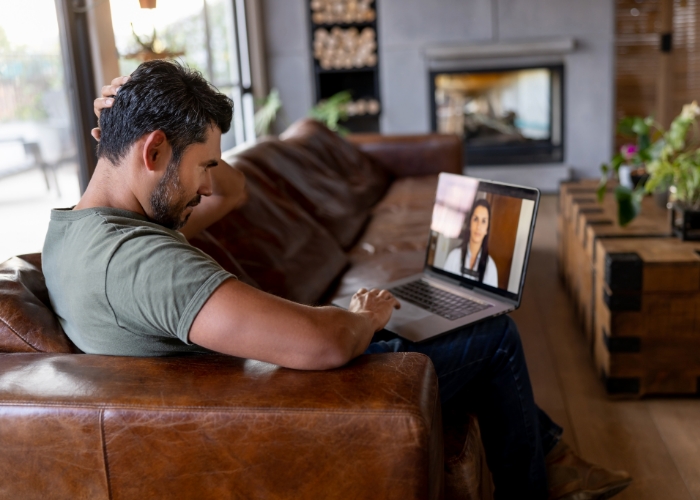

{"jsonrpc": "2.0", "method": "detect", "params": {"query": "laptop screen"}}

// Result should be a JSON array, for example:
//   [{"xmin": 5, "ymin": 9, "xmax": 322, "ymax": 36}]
[{"xmin": 425, "ymin": 173, "xmax": 539, "ymax": 302}]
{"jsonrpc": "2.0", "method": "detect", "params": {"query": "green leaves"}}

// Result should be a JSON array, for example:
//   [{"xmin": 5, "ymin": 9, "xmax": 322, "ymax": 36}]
[
  {"xmin": 309, "ymin": 91, "xmax": 353, "ymax": 135},
  {"xmin": 597, "ymin": 163, "xmax": 609, "ymax": 202},
  {"xmin": 615, "ymin": 186, "xmax": 644, "ymax": 226},
  {"xmin": 254, "ymin": 88, "xmax": 283, "ymax": 136},
  {"xmin": 600, "ymin": 102, "xmax": 700, "ymax": 224},
  {"xmin": 618, "ymin": 115, "xmax": 653, "ymax": 141}
]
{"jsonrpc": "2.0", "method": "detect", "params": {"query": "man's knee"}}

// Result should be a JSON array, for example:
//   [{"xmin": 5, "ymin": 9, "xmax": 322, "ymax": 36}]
[
  {"xmin": 497, "ymin": 315, "xmax": 524, "ymax": 353},
  {"xmin": 468, "ymin": 314, "xmax": 523, "ymax": 354}
]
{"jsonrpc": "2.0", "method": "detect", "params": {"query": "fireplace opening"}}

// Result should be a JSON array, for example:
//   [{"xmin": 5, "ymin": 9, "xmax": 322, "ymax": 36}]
[{"xmin": 430, "ymin": 65, "xmax": 564, "ymax": 166}]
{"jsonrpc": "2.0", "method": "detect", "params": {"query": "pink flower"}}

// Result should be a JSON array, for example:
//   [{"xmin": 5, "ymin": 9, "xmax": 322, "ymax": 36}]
[{"xmin": 620, "ymin": 143, "xmax": 638, "ymax": 161}]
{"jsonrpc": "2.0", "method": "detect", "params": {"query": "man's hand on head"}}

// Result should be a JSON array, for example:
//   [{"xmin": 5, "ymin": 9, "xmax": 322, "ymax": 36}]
[
  {"xmin": 91, "ymin": 74, "xmax": 246, "ymax": 239},
  {"xmin": 91, "ymin": 75, "xmax": 130, "ymax": 141}
]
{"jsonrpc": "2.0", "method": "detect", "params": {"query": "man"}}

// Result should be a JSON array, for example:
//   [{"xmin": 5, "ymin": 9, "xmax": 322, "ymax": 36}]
[{"xmin": 44, "ymin": 60, "xmax": 631, "ymax": 499}]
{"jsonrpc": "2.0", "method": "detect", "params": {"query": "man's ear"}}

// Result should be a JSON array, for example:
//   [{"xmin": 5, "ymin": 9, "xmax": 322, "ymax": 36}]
[{"xmin": 142, "ymin": 130, "xmax": 169, "ymax": 172}]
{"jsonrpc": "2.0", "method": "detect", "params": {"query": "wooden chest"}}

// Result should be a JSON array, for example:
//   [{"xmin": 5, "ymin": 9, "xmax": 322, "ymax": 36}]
[
  {"xmin": 559, "ymin": 181, "xmax": 670, "ymax": 344},
  {"xmin": 558, "ymin": 181, "xmax": 700, "ymax": 395},
  {"xmin": 593, "ymin": 238, "xmax": 700, "ymax": 395}
]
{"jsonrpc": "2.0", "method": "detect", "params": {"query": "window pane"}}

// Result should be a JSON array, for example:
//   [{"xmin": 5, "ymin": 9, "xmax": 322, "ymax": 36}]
[
  {"xmin": 0, "ymin": 0, "xmax": 80, "ymax": 262},
  {"xmin": 110, "ymin": 0, "xmax": 208, "ymax": 76},
  {"xmin": 108, "ymin": 0, "xmax": 253, "ymax": 148}
]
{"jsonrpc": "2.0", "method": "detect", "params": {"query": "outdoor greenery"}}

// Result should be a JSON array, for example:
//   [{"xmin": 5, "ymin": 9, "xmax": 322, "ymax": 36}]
[{"xmin": 0, "ymin": 26, "xmax": 63, "ymax": 122}]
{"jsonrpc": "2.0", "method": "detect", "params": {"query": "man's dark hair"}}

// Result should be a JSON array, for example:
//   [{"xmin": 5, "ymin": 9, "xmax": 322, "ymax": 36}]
[{"xmin": 97, "ymin": 60, "xmax": 233, "ymax": 167}]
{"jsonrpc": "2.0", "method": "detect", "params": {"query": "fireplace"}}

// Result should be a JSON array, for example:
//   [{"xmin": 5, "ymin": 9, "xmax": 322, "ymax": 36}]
[{"xmin": 430, "ymin": 65, "xmax": 564, "ymax": 166}]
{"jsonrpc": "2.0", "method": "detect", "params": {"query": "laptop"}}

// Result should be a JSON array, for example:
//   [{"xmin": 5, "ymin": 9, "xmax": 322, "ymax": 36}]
[{"xmin": 333, "ymin": 173, "xmax": 540, "ymax": 343}]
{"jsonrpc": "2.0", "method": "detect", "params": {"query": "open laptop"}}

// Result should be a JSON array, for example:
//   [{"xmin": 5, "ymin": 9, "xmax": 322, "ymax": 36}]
[{"xmin": 333, "ymin": 173, "xmax": 540, "ymax": 343}]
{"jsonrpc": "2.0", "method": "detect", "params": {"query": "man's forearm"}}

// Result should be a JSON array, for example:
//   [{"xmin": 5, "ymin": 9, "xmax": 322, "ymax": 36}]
[
  {"xmin": 313, "ymin": 306, "xmax": 378, "ymax": 364},
  {"xmin": 180, "ymin": 161, "xmax": 247, "ymax": 239},
  {"xmin": 210, "ymin": 159, "xmax": 245, "ymax": 198}
]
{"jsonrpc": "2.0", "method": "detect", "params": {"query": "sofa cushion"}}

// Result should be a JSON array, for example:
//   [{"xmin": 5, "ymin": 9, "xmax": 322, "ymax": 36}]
[
  {"xmin": 188, "ymin": 230, "xmax": 260, "ymax": 289},
  {"xmin": 332, "ymin": 176, "xmax": 438, "ymax": 299},
  {"xmin": 0, "ymin": 254, "xmax": 79, "ymax": 353},
  {"xmin": 195, "ymin": 158, "xmax": 348, "ymax": 305},
  {"xmin": 232, "ymin": 119, "xmax": 391, "ymax": 249}
]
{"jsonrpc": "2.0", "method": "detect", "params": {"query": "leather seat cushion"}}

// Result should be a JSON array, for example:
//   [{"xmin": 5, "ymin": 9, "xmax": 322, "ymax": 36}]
[
  {"xmin": 332, "ymin": 176, "xmax": 438, "ymax": 299},
  {"xmin": 0, "ymin": 254, "xmax": 79, "ymax": 353}
]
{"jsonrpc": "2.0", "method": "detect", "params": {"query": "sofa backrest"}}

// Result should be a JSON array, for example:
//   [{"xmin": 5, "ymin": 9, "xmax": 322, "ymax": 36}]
[
  {"xmin": 192, "ymin": 157, "xmax": 350, "ymax": 305},
  {"xmin": 277, "ymin": 118, "xmax": 392, "ymax": 247},
  {"xmin": 348, "ymin": 133, "xmax": 463, "ymax": 178},
  {"xmin": 193, "ymin": 119, "xmax": 392, "ymax": 304},
  {"xmin": 0, "ymin": 254, "xmax": 79, "ymax": 354}
]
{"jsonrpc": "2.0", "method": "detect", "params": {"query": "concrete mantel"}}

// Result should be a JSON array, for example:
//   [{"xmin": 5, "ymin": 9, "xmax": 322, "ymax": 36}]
[{"xmin": 424, "ymin": 38, "xmax": 577, "ymax": 62}]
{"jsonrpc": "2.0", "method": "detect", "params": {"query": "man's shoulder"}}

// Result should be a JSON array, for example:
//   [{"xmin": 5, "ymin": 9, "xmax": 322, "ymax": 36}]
[
  {"xmin": 44, "ymin": 206, "xmax": 198, "ymax": 280},
  {"xmin": 49, "ymin": 206, "xmax": 181, "ymax": 240}
]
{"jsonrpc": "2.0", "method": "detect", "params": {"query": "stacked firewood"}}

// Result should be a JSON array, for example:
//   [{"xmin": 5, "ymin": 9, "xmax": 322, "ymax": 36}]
[
  {"xmin": 313, "ymin": 27, "xmax": 377, "ymax": 69},
  {"xmin": 310, "ymin": 0, "xmax": 376, "ymax": 24}
]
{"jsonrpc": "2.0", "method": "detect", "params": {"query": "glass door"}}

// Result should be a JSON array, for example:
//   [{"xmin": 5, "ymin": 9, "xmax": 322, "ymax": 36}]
[{"xmin": 0, "ymin": 0, "xmax": 81, "ymax": 262}]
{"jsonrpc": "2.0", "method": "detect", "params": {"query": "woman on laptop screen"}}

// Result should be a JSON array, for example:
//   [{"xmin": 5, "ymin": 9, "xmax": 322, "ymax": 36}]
[{"xmin": 443, "ymin": 198, "xmax": 499, "ymax": 287}]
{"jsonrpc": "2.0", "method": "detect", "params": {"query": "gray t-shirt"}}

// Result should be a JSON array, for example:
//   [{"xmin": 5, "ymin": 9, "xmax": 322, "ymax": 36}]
[{"xmin": 43, "ymin": 207, "xmax": 234, "ymax": 356}]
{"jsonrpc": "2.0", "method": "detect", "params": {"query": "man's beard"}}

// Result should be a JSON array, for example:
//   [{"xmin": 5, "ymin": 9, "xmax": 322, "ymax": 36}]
[{"xmin": 149, "ymin": 160, "xmax": 201, "ymax": 231}]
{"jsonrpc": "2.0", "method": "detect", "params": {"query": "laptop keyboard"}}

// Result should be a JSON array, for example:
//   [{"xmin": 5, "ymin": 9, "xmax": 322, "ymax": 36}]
[{"xmin": 389, "ymin": 280, "xmax": 492, "ymax": 321}]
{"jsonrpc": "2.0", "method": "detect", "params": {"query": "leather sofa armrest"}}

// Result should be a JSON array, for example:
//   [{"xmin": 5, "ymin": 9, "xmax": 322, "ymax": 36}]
[
  {"xmin": 0, "ymin": 352, "xmax": 444, "ymax": 500},
  {"xmin": 348, "ymin": 133, "xmax": 463, "ymax": 178}
]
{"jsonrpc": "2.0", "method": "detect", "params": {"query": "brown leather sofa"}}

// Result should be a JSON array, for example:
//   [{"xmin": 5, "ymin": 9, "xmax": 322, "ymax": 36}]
[{"xmin": 0, "ymin": 120, "xmax": 493, "ymax": 500}]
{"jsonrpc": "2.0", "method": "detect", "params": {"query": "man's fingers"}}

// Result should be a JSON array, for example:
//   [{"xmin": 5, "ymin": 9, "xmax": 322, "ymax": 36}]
[
  {"xmin": 101, "ymin": 76, "xmax": 129, "ymax": 98},
  {"xmin": 111, "ymin": 75, "xmax": 129, "ymax": 87},
  {"xmin": 393, "ymin": 298, "xmax": 401, "ymax": 309},
  {"xmin": 93, "ymin": 97, "xmax": 114, "ymax": 118},
  {"xmin": 95, "ymin": 76, "xmax": 129, "ymax": 117},
  {"xmin": 356, "ymin": 288, "xmax": 367, "ymax": 295}
]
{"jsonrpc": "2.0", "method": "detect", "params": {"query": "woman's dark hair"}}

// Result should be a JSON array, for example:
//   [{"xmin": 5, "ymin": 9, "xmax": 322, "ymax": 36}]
[
  {"xmin": 97, "ymin": 59, "xmax": 233, "ymax": 168},
  {"xmin": 460, "ymin": 198, "xmax": 492, "ymax": 282}
]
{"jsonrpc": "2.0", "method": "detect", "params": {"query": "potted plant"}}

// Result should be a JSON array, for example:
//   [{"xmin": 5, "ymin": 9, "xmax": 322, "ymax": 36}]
[
  {"xmin": 647, "ymin": 102, "xmax": 700, "ymax": 239},
  {"xmin": 599, "ymin": 101, "xmax": 700, "ymax": 234},
  {"xmin": 309, "ymin": 91, "xmax": 353, "ymax": 135}
]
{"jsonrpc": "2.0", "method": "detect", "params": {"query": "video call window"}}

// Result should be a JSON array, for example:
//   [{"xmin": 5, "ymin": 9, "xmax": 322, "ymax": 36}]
[{"xmin": 427, "ymin": 175, "xmax": 536, "ymax": 294}]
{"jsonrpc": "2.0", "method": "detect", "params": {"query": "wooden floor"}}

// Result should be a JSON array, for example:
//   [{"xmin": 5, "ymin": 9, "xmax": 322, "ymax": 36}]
[{"xmin": 512, "ymin": 195, "xmax": 700, "ymax": 500}]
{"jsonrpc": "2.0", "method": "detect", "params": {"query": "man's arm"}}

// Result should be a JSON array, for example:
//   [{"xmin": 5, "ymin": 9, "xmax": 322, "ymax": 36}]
[
  {"xmin": 189, "ymin": 281, "xmax": 400, "ymax": 370},
  {"xmin": 178, "ymin": 160, "xmax": 247, "ymax": 240},
  {"xmin": 93, "ymin": 76, "xmax": 247, "ymax": 240}
]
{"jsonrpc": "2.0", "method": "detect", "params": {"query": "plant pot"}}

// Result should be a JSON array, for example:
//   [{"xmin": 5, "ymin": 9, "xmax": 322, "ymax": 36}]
[
  {"xmin": 630, "ymin": 169, "xmax": 649, "ymax": 189},
  {"xmin": 654, "ymin": 187, "xmax": 670, "ymax": 209},
  {"xmin": 670, "ymin": 203, "xmax": 700, "ymax": 240}
]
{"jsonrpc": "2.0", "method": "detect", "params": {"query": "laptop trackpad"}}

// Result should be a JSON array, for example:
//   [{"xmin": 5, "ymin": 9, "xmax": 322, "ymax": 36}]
[{"xmin": 386, "ymin": 302, "xmax": 432, "ymax": 329}]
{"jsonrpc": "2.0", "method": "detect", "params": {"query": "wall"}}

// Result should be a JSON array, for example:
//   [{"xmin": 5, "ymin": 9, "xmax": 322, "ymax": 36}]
[{"xmin": 263, "ymin": 0, "xmax": 615, "ymax": 179}]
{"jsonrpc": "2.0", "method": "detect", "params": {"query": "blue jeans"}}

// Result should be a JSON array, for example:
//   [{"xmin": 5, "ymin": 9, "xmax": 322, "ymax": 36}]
[{"xmin": 364, "ymin": 315, "xmax": 562, "ymax": 500}]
